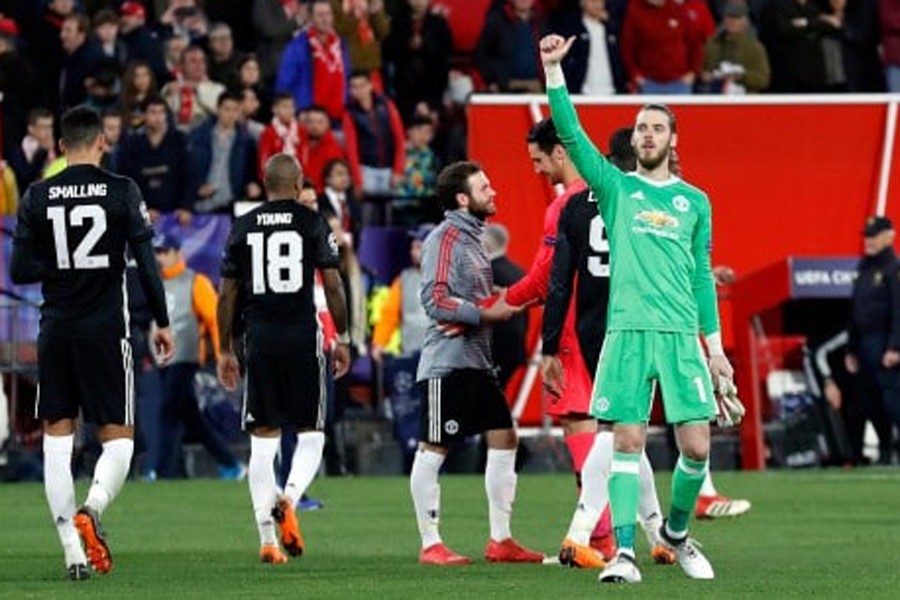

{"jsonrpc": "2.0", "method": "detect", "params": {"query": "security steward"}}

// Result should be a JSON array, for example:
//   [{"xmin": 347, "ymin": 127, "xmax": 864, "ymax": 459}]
[{"xmin": 846, "ymin": 216, "xmax": 900, "ymax": 462}]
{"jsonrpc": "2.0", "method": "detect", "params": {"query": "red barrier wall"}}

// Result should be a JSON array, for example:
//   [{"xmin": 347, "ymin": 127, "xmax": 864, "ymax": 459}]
[{"xmin": 469, "ymin": 95, "xmax": 900, "ymax": 431}]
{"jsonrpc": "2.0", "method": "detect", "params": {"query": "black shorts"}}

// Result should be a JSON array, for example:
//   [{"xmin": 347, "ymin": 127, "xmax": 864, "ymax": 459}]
[
  {"xmin": 242, "ymin": 333, "xmax": 326, "ymax": 431},
  {"xmin": 37, "ymin": 335, "xmax": 135, "ymax": 426},
  {"xmin": 419, "ymin": 369, "xmax": 513, "ymax": 445}
]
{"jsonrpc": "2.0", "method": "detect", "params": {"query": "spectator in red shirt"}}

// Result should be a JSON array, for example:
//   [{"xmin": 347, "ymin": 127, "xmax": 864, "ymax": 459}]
[
  {"xmin": 342, "ymin": 70, "xmax": 406, "ymax": 199},
  {"xmin": 676, "ymin": 0, "xmax": 717, "ymax": 43},
  {"xmin": 620, "ymin": 0, "xmax": 703, "ymax": 94},
  {"xmin": 258, "ymin": 93, "xmax": 304, "ymax": 180},
  {"xmin": 299, "ymin": 106, "xmax": 345, "ymax": 192}
]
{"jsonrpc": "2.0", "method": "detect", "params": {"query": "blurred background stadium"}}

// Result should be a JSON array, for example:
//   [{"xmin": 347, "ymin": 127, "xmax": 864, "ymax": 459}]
[{"xmin": 1, "ymin": 0, "xmax": 900, "ymax": 594}]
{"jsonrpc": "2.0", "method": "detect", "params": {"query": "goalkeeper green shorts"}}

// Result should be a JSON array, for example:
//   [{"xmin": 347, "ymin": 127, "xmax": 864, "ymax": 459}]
[{"xmin": 591, "ymin": 330, "xmax": 716, "ymax": 425}]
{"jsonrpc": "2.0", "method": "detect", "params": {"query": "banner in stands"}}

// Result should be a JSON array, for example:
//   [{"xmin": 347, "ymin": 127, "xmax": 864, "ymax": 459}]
[
  {"xmin": 154, "ymin": 214, "xmax": 232, "ymax": 285},
  {"xmin": 789, "ymin": 257, "xmax": 859, "ymax": 298}
]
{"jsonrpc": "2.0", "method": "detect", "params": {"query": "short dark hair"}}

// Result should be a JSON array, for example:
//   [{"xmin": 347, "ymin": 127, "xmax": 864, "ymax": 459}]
[
  {"xmin": 409, "ymin": 115, "xmax": 434, "ymax": 129},
  {"xmin": 436, "ymin": 161, "xmax": 481, "ymax": 212},
  {"xmin": 350, "ymin": 69, "xmax": 371, "ymax": 82},
  {"xmin": 142, "ymin": 95, "xmax": 167, "ymax": 112},
  {"xmin": 60, "ymin": 106, "xmax": 103, "ymax": 150},
  {"xmin": 264, "ymin": 153, "xmax": 303, "ymax": 194},
  {"xmin": 272, "ymin": 92, "xmax": 295, "ymax": 107},
  {"xmin": 640, "ymin": 104, "xmax": 677, "ymax": 134},
  {"xmin": 608, "ymin": 127, "xmax": 636, "ymax": 172},
  {"xmin": 101, "ymin": 108, "xmax": 122, "ymax": 121},
  {"xmin": 66, "ymin": 13, "xmax": 90, "ymax": 35},
  {"xmin": 28, "ymin": 107, "xmax": 53, "ymax": 126},
  {"xmin": 182, "ymin": 44, "xmax": 206, "ymax": 63},
  {"xmin": 217, "ymin": 89, "xmax": 243, "ymax": 106},
  {"xmin": 93, "ymin": 8, "xmax": 118, "ymax": 28},
  {"xmin": 322, "ymin": 158, "xmax": 350, "ymax": 182},
  {"xmin": 526, "ymin": 118, "xmax": 561, "ymax": 156},
  {"xmin": 306, "ymin": 104, "xmax": 329, "ymax": 117}
]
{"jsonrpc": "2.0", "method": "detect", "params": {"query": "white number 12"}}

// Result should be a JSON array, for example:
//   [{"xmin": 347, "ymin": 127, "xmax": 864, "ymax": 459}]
[{"xmin": 47, "ymin": 205, "xmax": 109, "ymax": 270}]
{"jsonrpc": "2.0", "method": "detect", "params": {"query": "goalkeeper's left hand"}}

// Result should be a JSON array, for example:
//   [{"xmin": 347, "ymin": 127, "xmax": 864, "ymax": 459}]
[
  {"xmin": 713, "ymin": 375, "xmax": 745, "ymax": 428},
  {"xmin": 708, "ymin": 354, "xmax": 741, "ymax": 427}
]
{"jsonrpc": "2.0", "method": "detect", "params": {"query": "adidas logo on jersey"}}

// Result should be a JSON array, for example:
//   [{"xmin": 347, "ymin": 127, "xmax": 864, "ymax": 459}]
[{"xmin": 630, "ymin": 191, "xmax": 646, "ymax": 201}]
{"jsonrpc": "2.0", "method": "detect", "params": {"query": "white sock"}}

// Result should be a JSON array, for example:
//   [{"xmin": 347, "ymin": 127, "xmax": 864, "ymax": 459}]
[
  {"xmin": 485, "ymin": 448, "xmax": 517, "ymax": 542},
  {"xmin": 44, "ymin": 434, "xmax": 86, "ymax": 566},
  {"xmin": 284, "ymin": 431, "xmax": 325, "ymax": 506},
  {"xmin": 699, "ymin": 470, "xmax": 717, "ymax": 496},
  {"xmin": 638, "ymin": 450, "xmax": 663, "ymax": 524},
  {"xmin": 85, "ymin": 438, "xmax": 134, "ymax": 517},
  {"xmin": 249, "ymin": 435, "xmax": 280, "ymax": 547},
  {"xmin": 565, "ymin": 430, "xmax": 612, "ymax": 545},
  {"xmin": 410, "ymin": 448, "xmax": 445, "ymax": 548}
]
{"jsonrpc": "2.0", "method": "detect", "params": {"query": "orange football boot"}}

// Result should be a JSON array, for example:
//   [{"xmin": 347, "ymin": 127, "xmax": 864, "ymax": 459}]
[
  {"xmin": 559, "ymin": 538, "xmax": 607, "ymax": 569},
  {"xmin": 271, "ymin": 497, "xmax": 304, "ymax": 557},
  {"xmin": 74, "ymin": 507, "xmax": 112, "ymax": 574}
]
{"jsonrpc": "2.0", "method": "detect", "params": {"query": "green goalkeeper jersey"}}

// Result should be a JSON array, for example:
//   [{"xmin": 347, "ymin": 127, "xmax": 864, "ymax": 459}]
[{"xmin": 547, "ymin": 85, "xmax": 720, "ymax": 336}]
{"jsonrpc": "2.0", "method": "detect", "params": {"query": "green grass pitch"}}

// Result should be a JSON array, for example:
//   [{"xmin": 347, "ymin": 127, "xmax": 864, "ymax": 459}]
[{"xmin": 2, "ymin": 470, "xmax": 900, "ymax": 599}]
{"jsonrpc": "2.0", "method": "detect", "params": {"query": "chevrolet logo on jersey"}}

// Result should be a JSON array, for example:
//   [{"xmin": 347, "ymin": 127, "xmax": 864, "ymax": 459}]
[{"xmin": 634, "ymin": 210, "xmax": 679, "ymax": 229}]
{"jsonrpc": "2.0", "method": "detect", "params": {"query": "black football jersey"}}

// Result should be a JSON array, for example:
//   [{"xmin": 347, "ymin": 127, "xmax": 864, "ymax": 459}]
[
  {"xmin": 15, "ymin": 164, "xmax": 154, "ymax": 338},
  {"xmin": 220, "ymin": 199, "xmax": 340, "ymax": 346},
  {"xmin": 543, "ymin": 189, "xmax": 611, "ymax": 375}
]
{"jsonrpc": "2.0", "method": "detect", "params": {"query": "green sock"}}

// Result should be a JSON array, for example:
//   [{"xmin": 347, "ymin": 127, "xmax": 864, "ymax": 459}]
[
  {"xmin": 609, "ymin": 451, "xmax": 641, "ymax": 552},
  {"xmin": 668, "ymin": 454, "xmax": 708, "ymax": 536}
]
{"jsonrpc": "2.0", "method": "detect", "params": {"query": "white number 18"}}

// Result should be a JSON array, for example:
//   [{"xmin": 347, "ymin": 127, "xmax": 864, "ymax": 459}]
[{"xmin": 247, "ymin": 231, "xmax": 304, "ymax": 294}]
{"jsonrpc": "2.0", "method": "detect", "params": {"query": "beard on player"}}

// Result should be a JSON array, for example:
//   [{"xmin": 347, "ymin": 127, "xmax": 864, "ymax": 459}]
[
  {"xmin": 469, "ymin": 199, "xmax": 497, "ymax": 221},
  {"xmin": 635, "ymin": 140, "xmax": 672, "ymax": 172}
]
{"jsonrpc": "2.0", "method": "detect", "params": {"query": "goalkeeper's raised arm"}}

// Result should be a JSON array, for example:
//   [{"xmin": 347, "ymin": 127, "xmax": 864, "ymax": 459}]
[{"xmin": 540, "ymin": 35, "xmax": 619, "ymax": 217}]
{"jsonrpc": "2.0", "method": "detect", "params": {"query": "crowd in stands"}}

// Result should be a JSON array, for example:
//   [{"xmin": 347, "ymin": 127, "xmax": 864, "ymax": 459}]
[
  {"xmin": 0, "ymin": 0, "xmax": 895, "ymax": 218},
  {"xmin": 0, "ymin": 0, "xmax": 894, "ymax": 354}
]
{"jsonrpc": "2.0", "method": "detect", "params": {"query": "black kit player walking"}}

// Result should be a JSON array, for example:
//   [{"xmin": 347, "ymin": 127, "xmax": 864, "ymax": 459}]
[
  {"xmin": 216, "ymin": 154, "xmax": 350, "ymax": 564},
  {"xmin": 11, "ymin": 106, "xmax": 175, "ymax": 580}
]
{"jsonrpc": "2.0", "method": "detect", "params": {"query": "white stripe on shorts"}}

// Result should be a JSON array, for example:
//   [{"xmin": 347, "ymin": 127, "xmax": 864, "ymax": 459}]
[
  {"xmin": 121, "ymin": 339, "xmax": 134, "ymax": 425},
  {"xmin": 315, "ymin": 320, "xmax": 327, "ymax": 430}
]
